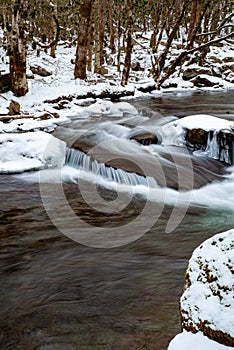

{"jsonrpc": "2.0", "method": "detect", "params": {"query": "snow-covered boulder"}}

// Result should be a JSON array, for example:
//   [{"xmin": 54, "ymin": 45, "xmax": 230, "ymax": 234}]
[
  {"xmin": 221, "ymin": 62, "xmax": 234, "ymax": 73},
  {"xmin": 82, "ymin": 100, "xmax": 138, "ymax": 117},
  {"xmin": 225, "ymin": 71, "xmax": 234, "ymax": 83},
  {"xmin": 29, "ymin": 63, "xmax": 53, "ymax": 77},
  {"xmin": 164, "ymin": 114, "xmax": 234, "ymax": 164},
  {"xmin": 191, "ymin": 74, "xmax": 219, "ymax": 87},
  {"xmin": 0, "ymin": 131, "xmax": 66, "ymax": 173},
  {"xmin": 0, "ymin": 99, "xmax": 20, "ymax": 116},
  {"xmin": 182, "ymin": 66, "xmax": 213, "ymax": 81},
  {"xmin": 180, "ymin": 230, "xmax": 234, "ymax": 347}
]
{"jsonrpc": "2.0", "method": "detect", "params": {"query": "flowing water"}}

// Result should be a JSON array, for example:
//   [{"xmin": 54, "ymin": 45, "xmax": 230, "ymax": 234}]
[{"xmin": 1, "ymin": 90, "xmax": 234, "ymax": 350}]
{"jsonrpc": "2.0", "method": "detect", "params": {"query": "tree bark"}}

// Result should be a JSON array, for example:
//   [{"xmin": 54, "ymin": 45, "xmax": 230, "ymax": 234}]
[
  {"xmin": 94, "ymin": 0, "xmax": 106, "ymax": 74},
  {"xmin": 187, "ymin": 0, "xmax": 198, "ymax": 49},
  {"xmin": 109, "ymin": 0, "xmax": 116, "ymax": 53},
  {"xmin": 121, "ymin": 2, "xmax": 134, "ymax": 86},
  {"xmin": 153, "ymin": 0, "xmax": 190, "ymax": 82},
  {"xmin": 74, "ymin": 0, "xmax": 92, "ymax": 80},
  {"xmin": 7, "ymin": 0, "xmax": 28, "ymax": 97},
  {"xmin": 50, "ymin": 1, "xmax": 60, "ymax": 58}
]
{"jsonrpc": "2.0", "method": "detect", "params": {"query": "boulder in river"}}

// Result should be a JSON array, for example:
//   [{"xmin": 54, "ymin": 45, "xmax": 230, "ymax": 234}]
[
  {"xmin": 185, "ymin": 128, "xmax": 208, "ymax": 151},
  {"xmin": 130, "ymin": 132, "xmax": 158, "ymax": 146},
  {"xmin": 180, "ymin": 230, "xmax": 234, "ymax": 347}
]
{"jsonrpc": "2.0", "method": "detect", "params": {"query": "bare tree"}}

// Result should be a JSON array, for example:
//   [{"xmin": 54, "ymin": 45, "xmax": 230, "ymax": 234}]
[
  {"xmin": 6, "ymin": 0, "xmax": 28, "ymax": 96},
  {"xmin": 74, "ymin": 0, "xmax": 92, "ymax": 80},
  {"xmin": 121, "ymin": 0, "xmax": 134, "ymax": 86},
  {"xmin": 108, "ymin": 0, "xmax": 116, "ymax": 53},
  {"xmin": 94, "ymin": 0, "xmax": 107, "ymax": 74}
]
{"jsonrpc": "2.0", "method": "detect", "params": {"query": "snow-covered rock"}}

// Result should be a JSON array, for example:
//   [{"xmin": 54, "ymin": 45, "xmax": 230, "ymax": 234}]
[
  {"xmin": 191, "ymin": 74, "xmax": 220, "ymax": 87},
  {"xmin": 0, "ymin": 112, "xmax": 69, "ymax": 133},
  {"xmin": 173, "ymin": 114, "xmax": 233, "ymax": 132},
  {"xmin": 159, "ymin": 114, "xmax": 233, "ymax": 147},
  {"xmin": 0, "ymin": 98, "xmax": 20, "ymax": 115},
  {"xmin": 29, "ymin": 62, "xmax": 53, "ymax": 77},
  {"xmin": 82, "ymin": 100, "xmax": 138, "ymax": 117},
  {"xmin": 182, "ymin": 66, "xmax": 213, "ymax": 80},
  {"xmin": 0, "ymin": 131, "xmax": 66, "ymax": 173},
  {"xmin": 180, "ymin": 230, "xmax": 234, "ymax": 346}
]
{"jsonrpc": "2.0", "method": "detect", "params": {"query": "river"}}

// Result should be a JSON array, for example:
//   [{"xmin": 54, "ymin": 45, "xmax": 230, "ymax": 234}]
[{"xmin": 0, "ymin": 90, "xmax": 234, "ymax": 350}]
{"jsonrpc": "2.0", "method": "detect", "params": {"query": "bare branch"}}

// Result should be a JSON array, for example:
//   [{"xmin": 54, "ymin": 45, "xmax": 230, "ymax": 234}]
[{"xmin": 158, "ymin": 30, "xmax": 234, "ymax": 88}]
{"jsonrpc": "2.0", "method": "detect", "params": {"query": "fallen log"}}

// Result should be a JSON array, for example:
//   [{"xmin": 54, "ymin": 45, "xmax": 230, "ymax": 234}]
[
  {"xmin": 0, "ymin": 111, "xmax": 59, "ymax": 122},
  {"xmin": 0, "ymin": 115, "xmax": 34, "ymax": 122},
  {"xmin": 44, "ymin": 89, "xmax": 135, "ymax": 104}
]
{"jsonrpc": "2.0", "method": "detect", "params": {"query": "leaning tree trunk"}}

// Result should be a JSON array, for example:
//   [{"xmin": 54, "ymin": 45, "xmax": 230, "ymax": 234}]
[
  {"xmin": 8, "ymin": 0, "xmax": 28, "ymax": 97},
  {"xmin": 74, "ymin": 0, "xmax": 92, "ymax": 80}
]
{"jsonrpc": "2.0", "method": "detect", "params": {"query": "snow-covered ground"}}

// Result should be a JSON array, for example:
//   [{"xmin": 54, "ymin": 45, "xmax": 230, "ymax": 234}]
[{"xmin": 1, "ymin": 34, "xmax": 234, "ymax": 128}]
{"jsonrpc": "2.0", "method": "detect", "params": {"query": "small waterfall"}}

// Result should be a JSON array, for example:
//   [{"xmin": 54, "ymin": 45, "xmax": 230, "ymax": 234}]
[
  {"xmin": 205, "ymin": 131, "xmax": 219, "ymax": 160},
  {"xmin": 204, "ymin": 130, "xmax": 233, "ymax": 165},
  {"xmin": 65, "ymin": 148, "xmax": 156, "ymax": 187}
]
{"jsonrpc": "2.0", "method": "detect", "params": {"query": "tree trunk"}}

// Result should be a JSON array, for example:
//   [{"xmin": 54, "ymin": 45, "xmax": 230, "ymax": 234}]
[
  {"xmin": 187, "ymin": 0, "xmax": 198, "ymax": 49},
  {"xmin": 87, "ymin": 10, "xmax": 95, "ymax": 72},
  {"xmin": 50, "ymin": 1, "xmax": 59, "ymax": 58},
  {"xmin": 74, "ymin": 0, "xmax": 92, "ymax": 80},
  {"xmin": 109, "ymin": 0, "xmax": 116, "ymax": 53},
  {"xmin": 121, "ymin": 3, "xmax": 134, "ymax": 87},
  {"xmin": 94, "ymin": 0, "xmax": 106, "ymax": 74},
  {"xmin": 153, "ymin": 0, "xmax": 190, "ymax": 82},
  {"xmin": 8, "ymin": 0, "xmax": 28, "ymax": 97},
  {"xmin": 121, "ymin": 30, "xmax": 133, "ymax": 86},
  {"xmin": 117, "ymin": 2, "xmax": 122, "ymax": 72}
]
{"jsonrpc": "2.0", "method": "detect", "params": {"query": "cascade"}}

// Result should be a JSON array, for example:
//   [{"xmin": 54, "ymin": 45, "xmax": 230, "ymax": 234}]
[
  {"xmin": 65, "ymin": 148, "xmax": 156, "ymax": 187},
  {"xmin": 205, "ymin": 130, "xmax": 233, "ymax": 165}
]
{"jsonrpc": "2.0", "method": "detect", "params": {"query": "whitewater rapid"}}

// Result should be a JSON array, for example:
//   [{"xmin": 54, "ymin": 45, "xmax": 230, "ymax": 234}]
[{"xmin": 10, "ymin": 114, "xmax": 234, "ymax": 213}]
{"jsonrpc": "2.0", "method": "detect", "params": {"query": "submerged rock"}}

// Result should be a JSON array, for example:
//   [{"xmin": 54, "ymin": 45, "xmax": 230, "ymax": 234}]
[
  {"xmin": 130, "ymin": 132, "xmax": 158, "ymax": 145},
  {"xmin": 180, "ymin": 230, "xmax": 234, "ymax": 347}
]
